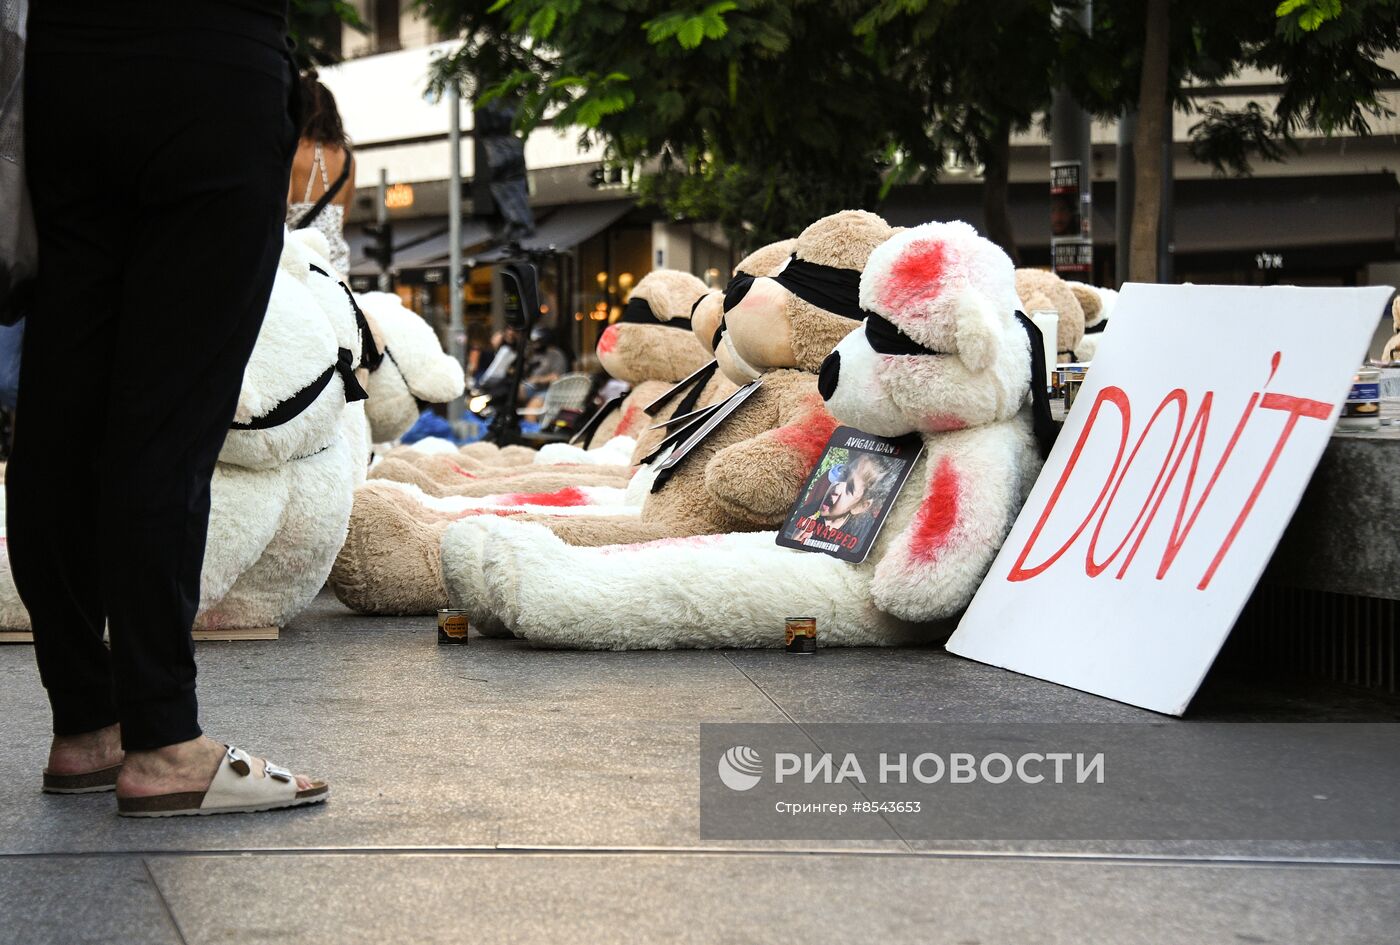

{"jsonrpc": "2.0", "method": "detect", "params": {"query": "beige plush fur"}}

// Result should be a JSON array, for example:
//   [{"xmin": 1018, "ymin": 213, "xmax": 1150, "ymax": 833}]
[
  {"xmin": 1014, "ymin": 268, "xmax": 1086, "ymax": 357},
  {"xmin": 457, "ymin": 210, "xmax": 890, "ymax": 553},
  {"xmin": 369, "ymin": 454, "xmax": 632, "ymax": 498},
  {"xmin": 1381, "ymin": 296, "xmax": 1400, "ymax": 362},
  {"xmin": 1068, "ymin": 282, "xmax": 1103, "ymax": 328},
  {"xmin": 329, "ymin": 269, "xmax": 726, "ymax": 614}
]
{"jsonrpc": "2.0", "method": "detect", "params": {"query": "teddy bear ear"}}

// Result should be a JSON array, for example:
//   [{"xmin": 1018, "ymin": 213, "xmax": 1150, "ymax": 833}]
[
  {"xmin": 955, "ymin": 289, "xmax": 999, "ymax": 373},
  {"xmin": 1068, "ymin": 283, "xmax": 1101, "ymax": 322},
  {"xmin": 865, "ymin": 231, "xmax": 959, "ymax": 319}
]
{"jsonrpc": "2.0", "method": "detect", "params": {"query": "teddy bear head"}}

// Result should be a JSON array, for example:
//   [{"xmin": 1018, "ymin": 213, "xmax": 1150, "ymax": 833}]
[
  {"xmin": 1069, "ymin": 282, "xmax": 1103, "ymax": 331},
  {"xmin": 1013, "ymin": 267, "xmax": 1085, "ymax": 357},
  {"xmin": 355, "ymin": 291, "xmax": 467, "ymax": 443},
  {"xmin": 595, "ymin": 269, "xmax": 711, "ymax": 384},
  {"xmin": 219, "ymin": 229, "xmax": 366, "ymax": 469},
  {"xmin": 691, "ymin": 238, "xmax": 798, "ymax": 357},
  {"xmin": 718, "ymin": 211, "xmax": 892, "ymax": 383},
  {"xmin": 817, "ymin": 220, "xmax": 1032, "ymax": 439}
]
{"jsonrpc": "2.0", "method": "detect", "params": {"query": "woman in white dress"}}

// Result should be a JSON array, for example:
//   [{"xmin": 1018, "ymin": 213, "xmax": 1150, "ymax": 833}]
[{"xmin": 285, "ymin": 74, "xmax": 354, "ymax": 278}]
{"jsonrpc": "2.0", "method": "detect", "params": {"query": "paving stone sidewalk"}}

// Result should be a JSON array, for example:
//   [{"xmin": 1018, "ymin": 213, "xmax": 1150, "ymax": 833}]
[{"xmin": 2, "ymin": 592, "xmax": 1397, "ymax": 944}]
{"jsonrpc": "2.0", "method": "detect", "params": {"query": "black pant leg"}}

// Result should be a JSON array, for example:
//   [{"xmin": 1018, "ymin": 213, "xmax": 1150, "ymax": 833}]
[
  {"xmin": 7, "ymin": 43, "xmax": 128, "ymax": 737},
  {"xmin": 13, "ymin": 39, "xmax": 297, "ymax": 750},
  {"xmin": 97, "ymin": 55, "xmax": 296, "ymax": 751}
]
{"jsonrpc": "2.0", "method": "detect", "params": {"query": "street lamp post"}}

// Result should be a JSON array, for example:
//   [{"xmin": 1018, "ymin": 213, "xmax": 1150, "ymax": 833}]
[{"xmin": 447, "ymin": 82, "xmax": 465, "ymax": 425}]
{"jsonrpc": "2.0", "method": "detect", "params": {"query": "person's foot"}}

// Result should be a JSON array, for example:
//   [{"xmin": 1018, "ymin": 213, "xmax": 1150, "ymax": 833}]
[
  {"xmin": 46, "ymin": 723, "xmax": 123, "ymax": 776},
  {"xmin": 115, "ymin": 735, "xmax": 318, "ymax": 798}
]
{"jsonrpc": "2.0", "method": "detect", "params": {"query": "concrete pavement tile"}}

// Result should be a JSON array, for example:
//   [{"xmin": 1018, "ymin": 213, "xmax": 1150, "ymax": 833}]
[
  {"xmin": 149, "ymin": 851, "xmax": 1400, "ymax": 945},
  {"xmin": 723, "ymin": 648, "xmax": 1161, "ymax": 723},
  {"xmin": 0, "ymin": 856, "xmax": 181, "ymax": 945},
  {"xmin": 0, "ymin": 595, "xmax": 791, "ymax": 854}
]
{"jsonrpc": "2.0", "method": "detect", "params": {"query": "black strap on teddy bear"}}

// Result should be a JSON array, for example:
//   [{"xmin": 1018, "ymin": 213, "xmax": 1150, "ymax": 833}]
[
  {"xmin": 620, "ymin": 295, "xmax": 692, "ymax": 333},
  {"xmin": 1011, "ymin": 310, "xmax": 1057, "ymax": 460},
  {"xmin": 643, "ymin": 360, "xmax": 720, "ymax": 419},
  {"xmin": 229, "ymin": 346, "xmax": 367, "ymax": 432},
  {"xmin": 309, "ymin": 263, "xmax": 385, "ymax": 372}
]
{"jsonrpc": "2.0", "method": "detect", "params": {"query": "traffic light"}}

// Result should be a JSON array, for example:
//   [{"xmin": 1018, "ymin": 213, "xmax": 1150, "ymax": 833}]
[{"xmin": 363, "ymin": 221, "xmax": 393, "ymax": 271}]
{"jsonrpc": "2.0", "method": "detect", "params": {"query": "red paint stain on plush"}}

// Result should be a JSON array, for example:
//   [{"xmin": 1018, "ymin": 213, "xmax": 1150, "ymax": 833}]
[
  {"xmin": 880, "ymin": 238, "xmax": 955, "ymax": 314},
  {"xmin": 449, "ymin": 464, "xmax": 477, "ymax": 480},
  {"xmin": 908, "ymin": 458, "xmax": 960, "ymax": 563},
  {"xmin": 774, "ymin": 398, "xmax": 840, "ymax": 473},
  {"xmin": 597, "ymin": 324, "xmax": 620, "ymax": 355},
  {"xmin": 615, "ymin": 402, "xmax": 643, "ymax": 437},
  {"xmin": 923, "ymin": 414, "xmax": 967, "ymax": 432},
  {"xmin": 494, "ymin": 487, "xmax": 591, "ymax": 507}
]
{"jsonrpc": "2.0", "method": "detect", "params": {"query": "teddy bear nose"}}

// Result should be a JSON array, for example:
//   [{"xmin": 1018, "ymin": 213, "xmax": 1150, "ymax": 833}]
[{"xmin": 817, "ymin": 350, "xmax": 841, "ymax": 401}]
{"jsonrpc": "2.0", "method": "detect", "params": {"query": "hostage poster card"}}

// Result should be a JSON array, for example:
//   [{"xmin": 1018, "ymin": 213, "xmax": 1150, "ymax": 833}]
[{"xmin": 776, "ymin": 426, "xmax": 923, "ymax": 563}]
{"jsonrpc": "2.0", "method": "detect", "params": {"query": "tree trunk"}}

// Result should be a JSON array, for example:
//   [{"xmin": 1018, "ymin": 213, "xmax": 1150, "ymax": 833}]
[
  {"xmin": 1129, "ymin": 0, "xmax": 1169, "ymax": 283},
  {"xmin": 980, "ymin": 121, "xmax": 1020, "ymax": 266}
]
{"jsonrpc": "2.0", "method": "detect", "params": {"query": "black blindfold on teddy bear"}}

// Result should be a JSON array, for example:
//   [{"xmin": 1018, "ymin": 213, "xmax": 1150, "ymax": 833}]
[{"xmin": 621, "ymin": 295, "xmax": 692, "ymax": 333}]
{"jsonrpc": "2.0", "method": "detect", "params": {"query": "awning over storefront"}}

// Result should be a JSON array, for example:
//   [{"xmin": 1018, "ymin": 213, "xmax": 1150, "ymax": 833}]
[
  {"xmin": 391, "ymin": 220, "xmax": 494, "ymax": 270},
  {"xmin": 468, "ymin": 199, "xmax": 637, "ymax": 264},
  {"xmin": 378, "ymin": 198, "xmax": 637, "ymax": 284}
]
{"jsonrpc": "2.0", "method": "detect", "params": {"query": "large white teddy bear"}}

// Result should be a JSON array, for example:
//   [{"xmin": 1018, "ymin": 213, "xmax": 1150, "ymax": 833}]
[
  {"xmin": 443, "ymin": 220, "xmax": 1044, "ymax": 648},
  {"xmin": 195, "ymin": 230, "xmax": 370, "ymax": 631},
  {"xmin": 0, "ymin": 230, "xmax": 383, "ymax": 633}
]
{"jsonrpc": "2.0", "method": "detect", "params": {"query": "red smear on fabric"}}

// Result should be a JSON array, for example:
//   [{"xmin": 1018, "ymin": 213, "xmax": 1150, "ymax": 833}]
[
  {"xmin": 923, "ymin": 414, "xmax": 967, "ymax": 432},
  {"xmin": 449, "ymin": 463, "xmax": 477, "ymax": 480},
  {"xmin": 495, "ymin": 487, "xmax": 591, "ymax": 507},
  {"xmin": 880, "ymin": 238, "xmax": 951, "ymax": 314},
  {"xmin": 597, "ymin": 324, "xmax": 620, "ymax": 355},
  {"xmin": 615, "ymin": 402, "xmax": 643, "ymax": 437},
  {"xmin": 908, "ymin": 457, "xmax": 960, "ymax": 563},
  {"xmin": 773, "ymin": 397, "xmax": 840, "ymax": 473}
]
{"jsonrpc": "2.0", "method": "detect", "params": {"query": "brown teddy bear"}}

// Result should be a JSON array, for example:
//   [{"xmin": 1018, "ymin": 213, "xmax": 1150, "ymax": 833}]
[{"xmin": 1014, "ymin": 268, "xmax": 1086, "ymax": 361}]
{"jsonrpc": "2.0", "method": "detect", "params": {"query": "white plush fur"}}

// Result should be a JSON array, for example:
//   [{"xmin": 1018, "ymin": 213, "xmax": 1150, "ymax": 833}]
[
  {"xmin": 0, "ymin": 229, "xmax": 367, "ymax": 633},
  {"xmin": 356, "ymin": 291, "xmax": 466, "ymax": 444},
  {"xmin": 371, "ymin": 478, "xmax": 636, "ymax": 516},
  {"xmin": 534, "ymin": 435, "xmax": 637, "ymax": 466},
  {"xmin": 195, "ymin": 229, "xmax": 372, "ymax": 630},
  {"xmin": 441, "ymin": 220, "xmax": 1043, "ymax": 648},
  {"xmin": 401, "ymin": 436, "xmax": 461, "ymax": 455},
  {"xmin": 1073, "ymin": 286, "xmax": 1118, "ymax": 362}
]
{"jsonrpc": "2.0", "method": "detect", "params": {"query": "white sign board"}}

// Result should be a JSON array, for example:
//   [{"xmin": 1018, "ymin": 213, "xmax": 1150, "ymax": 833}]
[{"xmin": 948, "ymin": 283, "xmax": 1394, "ymax": 715}]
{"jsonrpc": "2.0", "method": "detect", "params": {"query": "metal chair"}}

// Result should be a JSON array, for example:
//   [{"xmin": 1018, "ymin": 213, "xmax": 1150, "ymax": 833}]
[{"xmin": 519, "ymin": 372, "xmax": 593, "ymax": 428}]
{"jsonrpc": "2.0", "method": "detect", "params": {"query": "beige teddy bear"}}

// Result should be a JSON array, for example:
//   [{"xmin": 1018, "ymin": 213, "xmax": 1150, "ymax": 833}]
[{"xmin": 1014, "ymin": 268, "xmax": 1086, "ymax": 361}]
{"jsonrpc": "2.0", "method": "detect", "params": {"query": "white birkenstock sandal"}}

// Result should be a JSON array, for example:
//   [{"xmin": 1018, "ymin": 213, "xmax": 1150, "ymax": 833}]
[{"xmin": 116, "ymin": 745, "xmax": 328, "ymax": 818}]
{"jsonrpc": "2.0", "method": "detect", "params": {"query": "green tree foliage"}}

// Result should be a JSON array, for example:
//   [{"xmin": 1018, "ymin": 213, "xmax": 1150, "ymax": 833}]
[
  {"xmin": 1068, "ymin": 0, "xmax": 1400, "ymax": 178},
  {"xmin": 288, "ymin": 0, "xmax": 367, "ymax": 71},
  {"xmin": 854, "ymin": 0, "xmax": 1065, "ymax": 262},
  {"xmin": 419, "ymin": 0, "xmax": 926, "ymax": 248}
]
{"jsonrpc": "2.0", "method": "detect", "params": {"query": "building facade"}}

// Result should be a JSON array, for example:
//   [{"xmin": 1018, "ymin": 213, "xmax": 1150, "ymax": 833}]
[{"xmin": 320, "ymin": 4, "xmax": 1400, "ymax": 368}]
